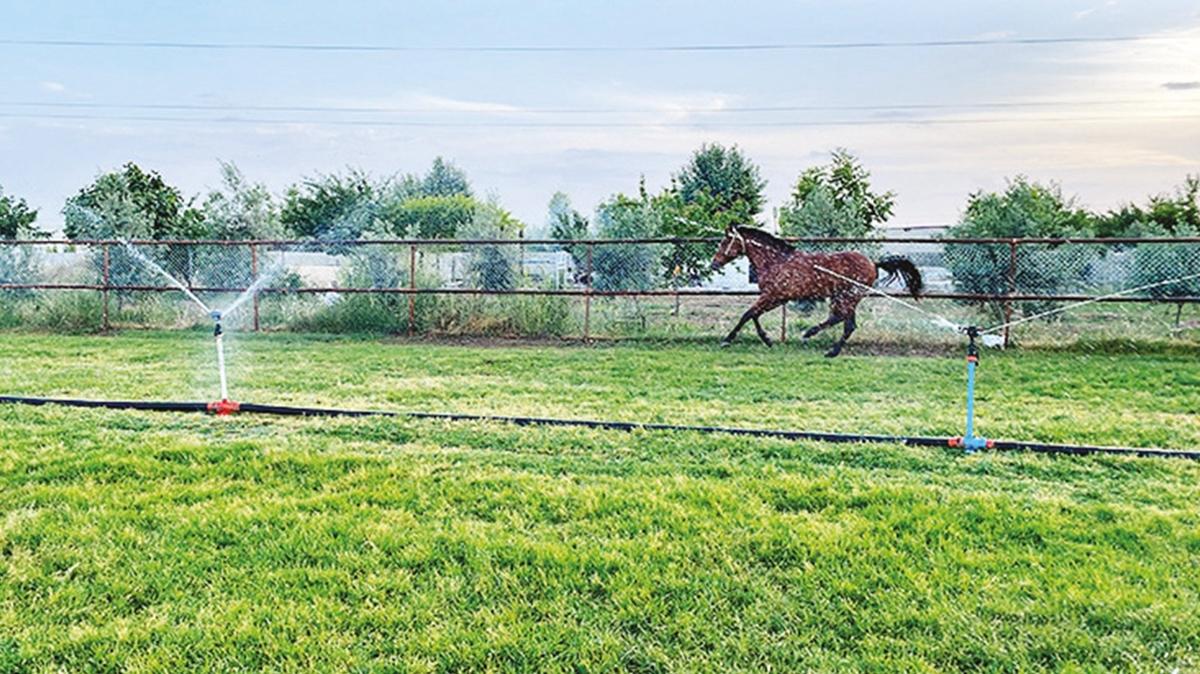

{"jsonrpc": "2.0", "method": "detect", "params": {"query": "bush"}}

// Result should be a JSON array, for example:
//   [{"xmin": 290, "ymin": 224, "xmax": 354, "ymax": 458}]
[
  {"xmin": 592, "ymin": 195, "xmax": 662, "ymax": 292},
  {"xmin": 945, "ymin": 177, "xmax": 1097, "ymax": 320},
  {"xmin": 1130, "ymin": 222, "xmax": 1200, "ymax": 299}
]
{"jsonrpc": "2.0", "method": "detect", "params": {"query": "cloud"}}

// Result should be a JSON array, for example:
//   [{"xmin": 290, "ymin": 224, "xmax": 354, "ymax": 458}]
[
  {"xmin": 1162, "ymin": 81, "xmax": 1200, "ymax": 90},
  {"xmin": 39, "ymin": 81, "xmax": 66, "ymax": 93}
]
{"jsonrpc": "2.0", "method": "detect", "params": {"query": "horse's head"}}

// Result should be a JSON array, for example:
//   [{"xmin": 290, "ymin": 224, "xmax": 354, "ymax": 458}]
[{"xmin": 710, "ymin": 226, "xmax": 747, "ymax": 270}]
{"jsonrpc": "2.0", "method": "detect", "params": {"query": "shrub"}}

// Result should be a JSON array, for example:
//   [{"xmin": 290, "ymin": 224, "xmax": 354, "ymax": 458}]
[{"xmin": 944, "ymin": 177, "xmax": 1097, "ymax": 320}]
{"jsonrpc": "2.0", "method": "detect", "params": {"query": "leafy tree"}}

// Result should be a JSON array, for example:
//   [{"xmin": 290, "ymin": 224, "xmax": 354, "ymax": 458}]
[
  {"xmin": 547, "ymin": 192, "xmax": 589, "ymax": 271},
  {"xmin": 669, "ymin": 143, "xmax": 766, "ymax": 229},
  {"xmin": 0, "ymin": 187, "xmax": 42, "ymax": 291},
  {"xmin": 201, "ymin": 161, "xmax": 283, "ymax": 240},
  {"xmin": 1100, "ymin": 177, "xmax": 1200, "ymax": 299},
  {"xmin": 194, "ymin": 162, "xmax": 285, "ymax": 286},
  {"xmin": 592, "ymin": 193, "xmax": 662, "ymax": 292},
  {"xmin": 387, "ymin": 195, "xmax": 477, "ymax": 238},
  {"xmin": 64, "ymin": 163, "xmax": 205, "ymax": 241},
  {"xmin": 280, "ymin": 169, "xmax": 380, "ymax": 241},
  {"xmin": 421, "ymin": 157, "xmax": 472, "ymax": 198},
  {"xmin": 463, "ymin": 200, "xmax": 522, "ymax": 291},
  {"xmin": 0, "ymin": 187, "xmax": 40, "ymax": 239},
  {"xmin": 63, "ymin": 163, "xmax": 207, "ymax": 287},
  {"xmin": 655, "ymin": 144, "xmax": 766, "ymax": 283},
  {"xmin": 1097, "ymin": 175, "xmax": 1200, "ymax": 239},
  {"xmin": 778, "ymin": 149, "xmax": 894, "ymax": 241},
  {"xmin": 945, "ymin": 177, "xmax": 1097, "ymax": 320}
]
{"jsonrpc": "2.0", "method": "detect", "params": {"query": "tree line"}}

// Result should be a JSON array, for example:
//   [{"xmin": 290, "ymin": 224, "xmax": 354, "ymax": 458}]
[{"xmin": 1, "ymin": 144, "xmax": 1197, "ymax": 256}]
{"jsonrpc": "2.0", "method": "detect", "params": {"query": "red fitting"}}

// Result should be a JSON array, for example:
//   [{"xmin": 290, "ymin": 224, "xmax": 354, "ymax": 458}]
[
  {"xmin": 986, "ymin": 439, "xmax": 995, "ymax": 449},
  {"xmin": 207, "ymin": 399, "xmax": 241, "ymax": 416},
  {"xmin": 966, "ymin": 355, "xmax": 978, "ymax": 363},
  {"xmin": 948, "ymin": 436, "xmax": 963, "ymax": 447}
]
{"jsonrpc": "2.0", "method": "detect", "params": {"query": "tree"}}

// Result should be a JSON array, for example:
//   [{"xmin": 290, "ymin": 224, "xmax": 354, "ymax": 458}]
[
  {"xmin": 0, "ymin": 187, "xmax": 42, "ymax": 291},
  {"xmin": 387, "ymin": 195, "xmax": 477, "ymax": 238},
  {"xmin": 421, "ymin": 157, "xmax": 472, "ymax": 198},
  {"xmin": 592, "ymin": 193, "xmax": 662, "ymax": 292},
  {"xmin": 463, "ymin": 200, "xmax": 522, "ymax": 291},
  {"xmin": 656, "ymin": 144, "xmax": 766, "ymax": 283},
  {"xmin": 281, "ymin": 169, "xmax": 381, "ymax": 241},
  {"xmin": 64, "ymin": 163, "xmax": 205, "ymax": 241},
  {"xmin": 945, "ymin": 177, "xmax": 1097, "ymax": 320},
  {"xmin": 201, "ymin": 161, "xmax": 283, "ymax": 240},
  {"xmin": 1099, "ymin": 176, "xmax": 1200, "ymax": 299},
  {"xmin": 0, "ymin": 187, "xmax": 40, "ymax": 239},
  {"xmin": 547, "ymin": 192, "xmax": 589, "ymax": 271},
  {"xmin": 1097, "ymin": 175, "xmax": 1200, "ymax": 239},
  {"xmin": 778, "ymin": 149, "xmax": 895, "ymax": 241}
]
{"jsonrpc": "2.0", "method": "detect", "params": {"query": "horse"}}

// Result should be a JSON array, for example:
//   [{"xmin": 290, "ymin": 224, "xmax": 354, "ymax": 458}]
[{"xmin": 710, "ymin": 225, "xmax": 923, "ymax": 357}]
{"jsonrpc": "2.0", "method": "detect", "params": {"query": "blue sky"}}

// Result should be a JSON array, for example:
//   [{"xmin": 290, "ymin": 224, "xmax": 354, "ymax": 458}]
[{"xmin": 1, "ymin": 0, "xmax": 1198, "ymax": 233}]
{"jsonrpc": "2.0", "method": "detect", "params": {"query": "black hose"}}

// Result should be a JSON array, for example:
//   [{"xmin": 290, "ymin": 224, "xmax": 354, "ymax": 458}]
[
  {"xmin": 1, "ymin": 395, "xmax": 1197, "ymax": 461},
  {"xmin": 0, "ymin": 395, "xmax": 212, "ymax": 413}
]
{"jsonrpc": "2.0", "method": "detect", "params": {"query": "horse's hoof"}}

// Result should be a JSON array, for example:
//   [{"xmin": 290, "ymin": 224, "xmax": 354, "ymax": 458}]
[
  {"xmin": 720, "ymin": 340, "xmax": 732, "ymax": 348},
  {"xmin": 824, "ymin": 348, "xmax": 842, "ymax": 358}
]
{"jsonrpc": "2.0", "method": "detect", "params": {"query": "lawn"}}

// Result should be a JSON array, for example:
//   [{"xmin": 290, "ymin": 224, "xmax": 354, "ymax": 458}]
[{"xmin": 0, "ymin": 331, "xmax": 1198, "ymax": 672}]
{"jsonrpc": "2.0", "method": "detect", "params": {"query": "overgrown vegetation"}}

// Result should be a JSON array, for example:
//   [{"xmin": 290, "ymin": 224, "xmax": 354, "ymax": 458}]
[{"xmin": 0, "ymin": 333, "xmax": 1197, "ymax": 671}]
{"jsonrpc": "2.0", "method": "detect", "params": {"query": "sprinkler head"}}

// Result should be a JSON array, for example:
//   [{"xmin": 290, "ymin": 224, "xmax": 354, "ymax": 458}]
[{"xmin": 210, "ymin": 310, "xmax": 222, "ymax": 322}]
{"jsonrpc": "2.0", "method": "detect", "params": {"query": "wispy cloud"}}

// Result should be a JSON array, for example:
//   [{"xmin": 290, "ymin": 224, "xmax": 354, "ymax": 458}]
[
  {"xmin": 39, "ymin": 81, "xmax": 67, "ymax": 93},
  {"xmin": 1162, "ymin": 81, "xmax": 1200, "ymax": 90}
]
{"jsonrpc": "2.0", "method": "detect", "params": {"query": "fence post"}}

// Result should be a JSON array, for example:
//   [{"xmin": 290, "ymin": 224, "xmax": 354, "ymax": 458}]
[
  {"xmin": 408, "ymin": 244, "xmax": 417, "ymax": 337},
  {"xmin": 584, "ymin": 243, "xmax": 593, "ymax": 342},
  {"xmin": 1003, "ymin": 239, "xmax": 1017, "ymax": 347},
  {"xmin": 101, "ymin": 244, "xmax": 111, "ymax": 332},
  {"xmin": 780, "ymin": 302, "xmax": 787, "ymax": 343},
  {"xmin": 250, "ymin": 243, "xmax": 260, "ymax": 332}
]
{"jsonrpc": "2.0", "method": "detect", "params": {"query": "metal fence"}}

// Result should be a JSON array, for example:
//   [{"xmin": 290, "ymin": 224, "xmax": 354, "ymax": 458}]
[{"xmin": 2, "ymin": 236, "xmax": 1199, "ymax": 345}]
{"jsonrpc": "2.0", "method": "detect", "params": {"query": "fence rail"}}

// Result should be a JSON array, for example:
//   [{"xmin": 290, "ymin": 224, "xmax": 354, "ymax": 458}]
[{"xmin": 2, "ymin": 237, "xmax": 1198, "ymax": 345}]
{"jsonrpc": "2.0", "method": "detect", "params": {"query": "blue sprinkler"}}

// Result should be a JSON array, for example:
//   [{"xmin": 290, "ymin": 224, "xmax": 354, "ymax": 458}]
[{"xmin": 949, "ymin": 326, "xmax": 993, "ymax": 453}]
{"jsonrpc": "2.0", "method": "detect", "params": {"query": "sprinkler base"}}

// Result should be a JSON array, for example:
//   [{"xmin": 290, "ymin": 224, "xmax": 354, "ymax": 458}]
[
  {"xmin": 206, "ymin": 399, "xmax": 241, "ymax": 416},
  {"xmin": 949, "ymin": 435, "xmax": 994, "ymax": 452}
]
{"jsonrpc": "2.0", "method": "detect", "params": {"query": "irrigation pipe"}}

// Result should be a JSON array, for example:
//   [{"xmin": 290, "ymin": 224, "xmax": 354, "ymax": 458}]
[{"xmin": 1, "ymin": 395, "xmax": 1196, "ymax": 461}]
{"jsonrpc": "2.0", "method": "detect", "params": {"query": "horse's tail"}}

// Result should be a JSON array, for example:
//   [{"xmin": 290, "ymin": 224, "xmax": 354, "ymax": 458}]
[{"xmin": 876, "ymin": 256, "xmax": 923, "ymax": 299}]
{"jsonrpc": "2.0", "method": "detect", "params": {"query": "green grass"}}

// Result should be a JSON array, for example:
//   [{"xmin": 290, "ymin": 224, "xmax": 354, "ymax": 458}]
[{"xmin": 0, "ymin": 332, "xmax": 1198, "ymax": 672}]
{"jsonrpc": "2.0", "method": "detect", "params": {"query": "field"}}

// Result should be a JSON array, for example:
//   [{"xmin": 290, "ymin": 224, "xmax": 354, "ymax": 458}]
[{"xmin": 0, "ymin": 332, "xmax": 1198, "ymax": 672}]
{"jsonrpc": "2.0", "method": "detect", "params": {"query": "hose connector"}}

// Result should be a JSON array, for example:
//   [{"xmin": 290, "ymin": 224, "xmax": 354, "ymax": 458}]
[{"xmin": 207, "ymin": 399, "xmax": 240, "ymax": 416}]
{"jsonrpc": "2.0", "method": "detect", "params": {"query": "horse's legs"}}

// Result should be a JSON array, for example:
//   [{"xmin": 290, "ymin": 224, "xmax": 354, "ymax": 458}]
[
  {"xmin": 824, "ymin": 294, "xmax": 864, "ymax": 357},
  {"xmin": 802, "ymin": 313, "xmax": 844, "ymax": 340},
  {"xmin": 722, "ymin": 295, "xmax": 781, "ymax": 346},
  {"xmin": 752, "ymin": 316, "xmax": 773, "ymax": 346},
  {"xmin": 824, "ymin": 311, "xmax": 858, "ymax": 358}
]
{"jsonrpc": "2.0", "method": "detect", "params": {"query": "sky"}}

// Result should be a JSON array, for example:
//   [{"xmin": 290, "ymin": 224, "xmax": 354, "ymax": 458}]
[{"xmin": 1, "ymin": 0, "xmax": 1198, "ymax": 234}]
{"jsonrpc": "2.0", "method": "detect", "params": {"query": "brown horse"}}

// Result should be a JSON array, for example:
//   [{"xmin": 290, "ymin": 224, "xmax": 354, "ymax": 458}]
[{"xmin": 710, "ymin": 226, "xmax": 922, "ymax": 357}]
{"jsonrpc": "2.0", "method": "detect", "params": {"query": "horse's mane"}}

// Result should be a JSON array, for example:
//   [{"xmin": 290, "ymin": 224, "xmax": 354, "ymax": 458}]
[{"xmin": 736, "ymin": 226, "xmax": 794, "ymax": 254}]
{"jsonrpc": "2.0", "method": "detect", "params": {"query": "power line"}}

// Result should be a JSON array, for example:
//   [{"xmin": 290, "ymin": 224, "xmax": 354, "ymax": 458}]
[
  {"xmin": 0, "ymin": 97, "xmax": 1193, "ymax": 116},
  {"xmin": 1, "ymin": 111, "xmax": 1195, "ymax": 128},
  {"xmin": 0, "ymin": 34, "xmax": 1177, "ymax": 53}
]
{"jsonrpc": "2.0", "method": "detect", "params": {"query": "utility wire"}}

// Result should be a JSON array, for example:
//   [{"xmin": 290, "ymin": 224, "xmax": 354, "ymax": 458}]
[
  {"xmin": 0, "ymin": 34, "xmax": 1177, "ymax": 53},
  {"xmin": 1, "ymin": 97, "xmax": 1194, "ymax": 116},
  {"xmin": 2, "ymin": 111, "xmax": 1196, "ymax": 129}
]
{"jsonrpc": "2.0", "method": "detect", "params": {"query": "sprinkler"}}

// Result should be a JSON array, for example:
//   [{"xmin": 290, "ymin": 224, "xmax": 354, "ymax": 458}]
[
  {"xmin": 949, "ymin": 326, "xmax": 994, "ymax": 452},
  {"xmin": 207, "ymin": 310, "xmax": 239, "ymax": 415}
]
